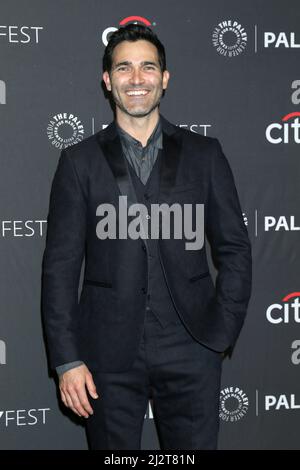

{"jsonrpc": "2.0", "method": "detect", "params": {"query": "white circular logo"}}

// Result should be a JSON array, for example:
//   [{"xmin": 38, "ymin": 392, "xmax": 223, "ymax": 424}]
[
  {"xmin": 102, "ymin": 27, "xmax": 118, "ymax": 46},
  {"xmin": 212, "ymin": 20, "xmax": 247, "ymax": 57},
  {"xmin": 219, "ymin": 387, "xmax": 249, "ymax": 422},
  {"xmin": 47, "ymin": 112, "xmax": 85, "ymax": 149}
]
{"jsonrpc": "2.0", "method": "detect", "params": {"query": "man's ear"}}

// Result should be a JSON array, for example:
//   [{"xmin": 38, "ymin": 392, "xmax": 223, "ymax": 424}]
[
  {"xmin": 162, "ymin": 70, "xmax": 170, "ymax": 90},
  {"xmin": 102, "ymin": 71, "xmax": 111, "ymax": 91}
]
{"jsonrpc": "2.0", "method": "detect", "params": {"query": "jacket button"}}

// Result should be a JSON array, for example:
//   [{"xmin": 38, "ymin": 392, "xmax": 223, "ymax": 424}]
[
  {"xmin": 141, "ymin": 287, "xmax": 147, "ymax": 294},
  {"xmin": 142, "ymin": 244, "xmax": 146, "ymax": 252}
]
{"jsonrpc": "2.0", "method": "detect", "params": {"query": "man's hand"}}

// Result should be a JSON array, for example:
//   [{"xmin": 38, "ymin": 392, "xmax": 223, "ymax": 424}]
[{"xmin": 59, "ymin": 364, "xmax": 99, "ymax": 418}]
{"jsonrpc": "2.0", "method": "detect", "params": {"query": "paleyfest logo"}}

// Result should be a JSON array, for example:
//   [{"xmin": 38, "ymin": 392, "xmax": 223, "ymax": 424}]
[
  {"xmin": 47, "ymin": 113, "xmax": 84, "ymax": 149},
  {"xmin": 219, "ymin": 386, "xmax": 249, "ymax": 422},
  {"xmin": 0, "ymin": 408, "xmax": 50, "ymax": 427},
  {"xmin": 102, "ymin": 16, "xmax": 156, "ymax": 46},
  {"xmin": 212, "ymin": 20, "xmax": 247, "ymax": 57}
]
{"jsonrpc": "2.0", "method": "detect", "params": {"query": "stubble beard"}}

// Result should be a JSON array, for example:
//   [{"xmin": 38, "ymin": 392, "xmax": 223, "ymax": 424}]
[{"xmin": 111, "ymin": 85, "xmax": 164, "ymax": 118}]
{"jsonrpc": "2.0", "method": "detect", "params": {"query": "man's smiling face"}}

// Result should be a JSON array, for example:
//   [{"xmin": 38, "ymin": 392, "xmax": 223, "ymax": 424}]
[{"xmin": 103, "ymin": 39, "xmax": 170, "ymax": 118}]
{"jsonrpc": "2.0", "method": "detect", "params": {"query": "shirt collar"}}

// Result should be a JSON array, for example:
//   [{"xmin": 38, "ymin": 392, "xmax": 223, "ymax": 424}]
[{"xmin": 116, "ymin": 115, "xmax": 163, "ymax": 149}]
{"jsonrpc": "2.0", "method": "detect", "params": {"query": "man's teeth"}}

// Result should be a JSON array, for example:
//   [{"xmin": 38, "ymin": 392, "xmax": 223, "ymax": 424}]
[{"xmin": 126, "ymin": 90, "xmax": 149, "ymax": 96}]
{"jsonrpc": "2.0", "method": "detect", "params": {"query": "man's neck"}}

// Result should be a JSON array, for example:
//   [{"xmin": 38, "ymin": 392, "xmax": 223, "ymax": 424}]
[{"xmin": 116, "ymin": 110, "xmax": 160, "ymax": 147}]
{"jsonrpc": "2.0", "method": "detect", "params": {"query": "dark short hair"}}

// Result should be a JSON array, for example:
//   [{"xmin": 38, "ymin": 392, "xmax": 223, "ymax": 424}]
[{"xmin": 102, "ymin": 23, "xmax": 166, "ymax": 74}]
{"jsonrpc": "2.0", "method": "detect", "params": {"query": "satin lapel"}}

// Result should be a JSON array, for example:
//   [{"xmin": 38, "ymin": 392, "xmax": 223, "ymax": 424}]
[
  {"xmin": 96, "ymin": 116, "xmax": 183, "ymax": 247},
  {"xmin": 96, "ymin": 116, "xmax": 183, "ymax": 202},
  {"xmin": 97, "ymin": 126, "xmax": 137, "ymax": 207},
  {"xmin": 159, "ymin": 126, "xmax": 183, "ymax": 200},
  {"xmin": 96, "ymin": 122, "xmax": 148, "ymax": 248}
]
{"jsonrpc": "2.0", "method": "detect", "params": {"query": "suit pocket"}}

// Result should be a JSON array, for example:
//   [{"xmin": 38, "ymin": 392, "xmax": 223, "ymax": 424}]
[
  {"xmin": 79, "ymin": 282, "xmax": 120, "ymax": 323},
  {"xmin": 189, "ymin": 271, "xmax": 209, "ymax": 282}
]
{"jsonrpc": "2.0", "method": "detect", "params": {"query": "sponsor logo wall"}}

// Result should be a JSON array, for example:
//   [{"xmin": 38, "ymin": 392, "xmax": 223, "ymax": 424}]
[{"xmin": 0, "ymin": 0, "xmax": 299, "ymax": 450}]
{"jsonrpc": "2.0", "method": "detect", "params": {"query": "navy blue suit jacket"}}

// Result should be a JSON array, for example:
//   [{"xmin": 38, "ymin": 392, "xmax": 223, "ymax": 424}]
[{"xmin": 42, "ymin": 114, "xmax": 252, "ymax": 373}]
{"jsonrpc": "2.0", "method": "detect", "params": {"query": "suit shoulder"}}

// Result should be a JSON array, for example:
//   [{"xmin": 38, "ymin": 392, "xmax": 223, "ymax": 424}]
[
  {"xmin": 176, "ymin": 125, "xmax": 220, "ymax": 152},
  {"xmin": 64, "ymin": 132, "xmax": 99, "ymax": 154},
  {"xmin": 62, "ymin": 133, "xmax": 100, "ymax": 164}
]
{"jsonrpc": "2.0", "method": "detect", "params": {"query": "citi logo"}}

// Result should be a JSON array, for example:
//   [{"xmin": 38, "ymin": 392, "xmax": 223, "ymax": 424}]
[
  {"xmin": 266, "ymin": 292, "xmax": 300, "ymax": 324},
  {"xmin": 265, "ymin": 112, "xmax": 300, "ymax": 144},
  {"xmin": 0, "ymin": 408, "xmax": 50, "ymax": 427},
  {"xmin": 0, "ymin": 80, "xmax": 6, "ymax": 104},
  {"xmin": 264, "ymin": 32, "xmax": 300, "ymax": 48},
  {"xmin": 102, "ymin": 16, "xmax": 155, "ymax": 46},
  {"xmin": 0, "ymin": 339, "xmax": 6, "ymax": 364}
]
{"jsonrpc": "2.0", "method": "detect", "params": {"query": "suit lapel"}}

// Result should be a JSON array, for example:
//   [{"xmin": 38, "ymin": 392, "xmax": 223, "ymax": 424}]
[
  {"xmin": 96, "ymin": 114, "xmax": 183, "ymax": 248},
  {"xmin": 158, "ymin": 115, "xmax": 183, "ymax": 199},
  {"xmin": 97, "ymin": 125, "xmax": 137, "ymax": 206},
  {"xmin": 97, "ymin": 120, "xmax": 149, "ymax": 248},
  {"xmin": 96, "ymin": 114, "xmax": 183, "ymax": 204}
]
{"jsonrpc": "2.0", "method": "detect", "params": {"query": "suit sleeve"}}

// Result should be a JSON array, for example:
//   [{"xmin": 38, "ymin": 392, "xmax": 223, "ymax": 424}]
[
  {"xmin": 205, "ymin": 139, "xmax": 252, "ymax": 347},
  {"xmin": 42, "ymin": 149, "xmax": 86, "ymax": 371}
]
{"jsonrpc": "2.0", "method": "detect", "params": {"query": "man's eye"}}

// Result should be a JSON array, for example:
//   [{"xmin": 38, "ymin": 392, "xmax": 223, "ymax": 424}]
[
  {"xmin": 144, "ymin": 66, "xmax": 155, "ymax": 70},
  {"xmin": 117, "ymin": 66, "xmax": 129, "ymax": 72}
]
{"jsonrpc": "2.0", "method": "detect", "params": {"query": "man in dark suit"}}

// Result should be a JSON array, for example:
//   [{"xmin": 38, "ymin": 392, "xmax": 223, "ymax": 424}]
[{"xmin": 42, "ymin": 24, "xmax": 252, "ymax": 450}]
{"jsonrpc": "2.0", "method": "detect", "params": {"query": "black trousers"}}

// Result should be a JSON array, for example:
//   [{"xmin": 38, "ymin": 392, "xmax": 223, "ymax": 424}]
[{"xmin": 85, "ymin": 308, "xmax": 223, "ymax": 450}]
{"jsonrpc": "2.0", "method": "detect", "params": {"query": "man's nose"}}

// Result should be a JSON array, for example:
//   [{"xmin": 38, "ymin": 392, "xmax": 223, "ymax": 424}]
[{"xmin": 129, "ymin": 68, "xmax": 145, "ymax": 85}]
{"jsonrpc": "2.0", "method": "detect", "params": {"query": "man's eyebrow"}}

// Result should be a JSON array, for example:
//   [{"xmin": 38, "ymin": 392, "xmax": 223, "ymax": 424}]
[
  {"xmin": 141, "ymin": 61, "xmax": 159, "ymax": 66},
  {"xmin": 113, "ymin": 60, "xmax": 159, "ymax": 69},
  {"xmin": 113, "ymin": 61, "xmax": 130, "ymax": 69}
]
